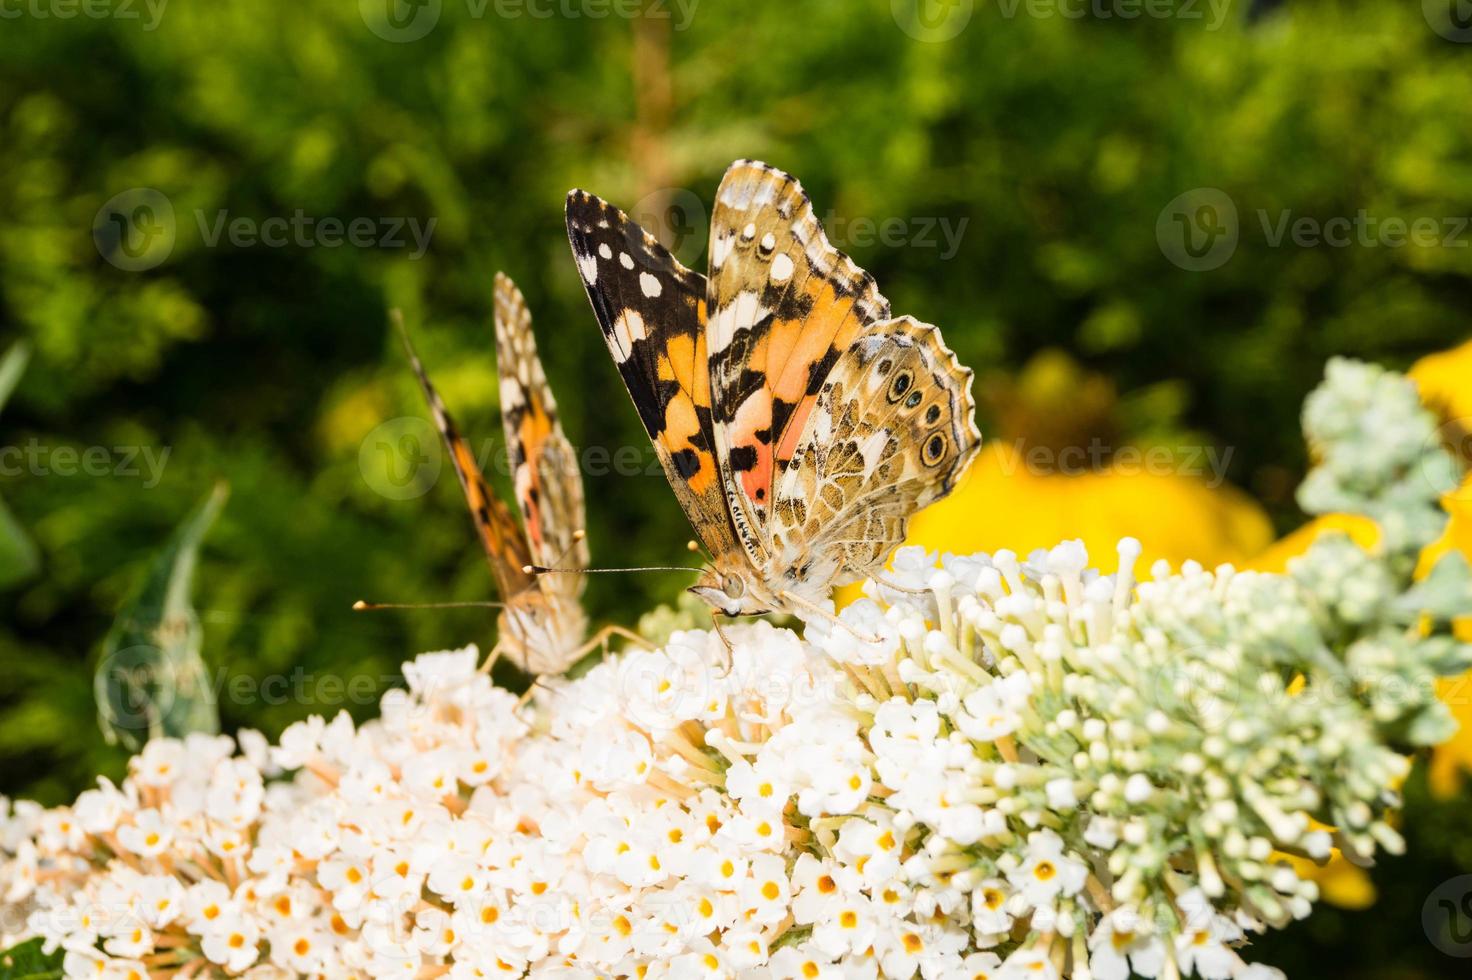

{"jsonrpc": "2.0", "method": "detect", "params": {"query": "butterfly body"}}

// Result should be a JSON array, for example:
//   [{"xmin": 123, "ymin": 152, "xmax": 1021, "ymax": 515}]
[
  {"xmin": 401, "ymin": 273, "xmax": 590, "ymax": 675},
  {"xmin": 568, "ymin": 160, "xmax": 980, "ymax": 620}
]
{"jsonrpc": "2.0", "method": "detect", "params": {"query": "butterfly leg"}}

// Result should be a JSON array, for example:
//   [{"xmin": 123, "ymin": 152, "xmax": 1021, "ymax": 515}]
[
  {"xmin": 479, "ymin": 643, "xmax": 506, "ymax": 675},
  {"xmin": 560, "ymin": 623, "xmax": 657, "ymax": 667},
  {"xmin": 779, "ymin": 590, "xmax": 883, "ymax": 645},
  {"xmin": 709, "ymin": 611, "xmax": 734, "ymax": 676},
  {"xmin": 872, "ymin": 574, "xmax": 931, "ymax": 596}
]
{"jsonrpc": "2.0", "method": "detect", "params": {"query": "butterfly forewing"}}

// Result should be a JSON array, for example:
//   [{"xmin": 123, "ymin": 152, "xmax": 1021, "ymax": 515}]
[
  {"xmin": 493, "ymin": 272, "xmax": 589, "ymax": 587},
  {"xmin": 565, "ymin": 190, "xmax": 743, "ymax": 563},
  {"xmin": 400, "ymin": 324, "xmax": 534, "ymax": 601}
]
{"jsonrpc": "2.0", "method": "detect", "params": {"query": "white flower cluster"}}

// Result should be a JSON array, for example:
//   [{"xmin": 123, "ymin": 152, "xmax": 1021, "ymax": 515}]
[{"xmin": 0, "ymin": 359, "xmax": 1466, "ymax": 979}]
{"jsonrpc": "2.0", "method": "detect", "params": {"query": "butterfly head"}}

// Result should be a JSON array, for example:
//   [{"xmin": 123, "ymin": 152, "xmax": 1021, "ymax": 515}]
[{"xmin": 689, "ymin": 566, "xmax": 770, "ymax": 617}]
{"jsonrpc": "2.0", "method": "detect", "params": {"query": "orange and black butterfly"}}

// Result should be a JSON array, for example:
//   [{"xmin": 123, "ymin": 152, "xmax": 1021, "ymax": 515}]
[{"xmin": 395, "ymin": 274, "xmax": 599, "ymax": 675}]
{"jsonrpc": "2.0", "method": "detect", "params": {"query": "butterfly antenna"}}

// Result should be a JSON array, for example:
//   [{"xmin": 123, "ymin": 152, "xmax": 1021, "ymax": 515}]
[
  {"xmin": 685, "ymin": 538, "xmax": 713, "ymax": 562},
  {"xmin": 524, "ymin": 564, "xmax": 701, "ymax": 576},
  {"xmin": 353, "ymin": 599, "xmax": 508, "ymax": 611}
]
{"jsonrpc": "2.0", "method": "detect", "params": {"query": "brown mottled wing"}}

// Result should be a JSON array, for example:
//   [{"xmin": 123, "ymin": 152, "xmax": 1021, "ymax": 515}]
[
  {"xmin": 565, "ymin": 190, "xmax": 744, "ymax": 565},
  {"xmin": 705, "ymin": 160, "xmax": 892, "ymax": 557},
  {"xmin": 493, "ymin": 274, "xmax": 589, "ymax": 597},
  {"xmin": 768, "ymin": 316, "xmax": 981, "ymax": 586},
  {"xmin": 398, "ymin": 317, "xmax": 534, "ymax": 600}
]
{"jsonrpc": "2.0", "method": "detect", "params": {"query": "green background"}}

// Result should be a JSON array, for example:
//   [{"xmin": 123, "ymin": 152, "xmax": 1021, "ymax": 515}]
[{"xmin": 1, "ymin": 1, "xmax": 1470, "ymax": 975}]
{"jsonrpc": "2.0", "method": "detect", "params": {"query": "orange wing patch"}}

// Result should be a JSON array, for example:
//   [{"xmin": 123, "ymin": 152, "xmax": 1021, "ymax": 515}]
[{"xmin": 705, "ymin": 160, "xmax": 891, "ymax": 540}]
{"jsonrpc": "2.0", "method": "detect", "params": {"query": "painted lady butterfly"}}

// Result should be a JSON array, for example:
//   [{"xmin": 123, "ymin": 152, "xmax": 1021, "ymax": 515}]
[
  {"xmin": 398, "ymin": 273, "xmax": 601, "ymax": 675},
  {"xmin": 566, "ymin": 160, "xmax": 981, "ymax": 622}
]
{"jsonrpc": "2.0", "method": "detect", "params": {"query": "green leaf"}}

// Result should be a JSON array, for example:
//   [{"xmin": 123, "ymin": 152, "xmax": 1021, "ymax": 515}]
[
  {"xmin": 95, "ymin": 482, "xmax": 228, "ymax": 750},
  {"xmin": 0, "ymin": 342, "xmax": 39, "ymax": 589},
  {"xmin": 0, "ymin": 938, "xmax": 63, "ymax": 980},
  {"xmin": 0, "ymin": 341, "xmax": 29, "ymax": 413}
]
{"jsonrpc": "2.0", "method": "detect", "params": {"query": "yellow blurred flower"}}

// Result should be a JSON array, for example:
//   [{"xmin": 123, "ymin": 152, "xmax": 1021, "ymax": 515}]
[
  {"xmin": 894, "ymin": 441, "xmax": 1273, "ymax": 572},
  {"xmin": 852, "ymin": 350, "xmax": 1273, "ymax": 601},
  {"xmin": 1410, "ymin": 337, "xmax": 1472, "ymax": 424}
]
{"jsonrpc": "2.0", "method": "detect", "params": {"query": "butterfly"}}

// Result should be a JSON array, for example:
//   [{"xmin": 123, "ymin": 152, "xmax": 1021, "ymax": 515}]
[
  {"xmin": 396, "ymin": 273, "xmax": 601, "ymax": 676},
  {"xmin": 565, "ymin": 160, "xmax": 981, "ymax": 623}
]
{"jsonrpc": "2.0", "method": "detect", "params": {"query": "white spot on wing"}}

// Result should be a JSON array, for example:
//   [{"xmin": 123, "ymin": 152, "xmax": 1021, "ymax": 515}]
[
  {"xmin": 577, "ymin": 253, "xmax": 598, "ymax": 285},
  {"xmin": 760, "ymin": 232, "xmax": 776, "ymax": 251},
  {"xmin": 856, "ymin": 430, "xmax": 890, "ymax": 479},
  {"xmin": 609, "ymin": 310, "xmax": 646, "ymax": 363},
  {"xmin": 712, "ymin": 233, "xmax": 734, "ymax": 269},
  {"xmin": 742, "ymin": 223, "xmax": 757, "ymax": 240},
  {"xmin": 598, "ymin": 243, "xmax": 612, "ymax": 260},
  {"xmin": 771, "ymin": 254, "xmax": 794, "ymax": 283},
  {"xmin": 640, "ymin": 272, "xmax": 663, "ymax": 298},
  {"xmin": 619, "ymin": 252, "xmax": 635, "ymax": 270}
]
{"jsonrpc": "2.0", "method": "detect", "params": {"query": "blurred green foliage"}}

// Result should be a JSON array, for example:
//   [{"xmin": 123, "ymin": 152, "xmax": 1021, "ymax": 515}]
[{"xmin": 1, "ymin": 2, "xmax": 1471, "ymax": 973}]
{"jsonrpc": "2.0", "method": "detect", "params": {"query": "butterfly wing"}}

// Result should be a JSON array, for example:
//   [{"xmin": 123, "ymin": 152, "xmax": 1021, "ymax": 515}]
[
  {"xmin": 565, "ymin": 190, "xmax": 744, "ymax": 564},
  {"xmin": 399, "ymin": 318, "xmax": 535, "ymax": 601},
  {"xmin": 704, "ymin": 160, "xmax": 893, "ymax": 552},
  {"xmin": 493, "ymin": 273, "xmax": 589, "ymax": 592},
  {"xmin": 769, "ymin": 315, "xmax": 981, "ymax": 587}
]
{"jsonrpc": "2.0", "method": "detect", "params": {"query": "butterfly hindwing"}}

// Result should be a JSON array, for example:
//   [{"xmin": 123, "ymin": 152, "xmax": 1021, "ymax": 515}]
[
  {"xmin": 565, "ymin": 190, "xmax": 743, "ymax": 561},
  {"xmin": 769, "ymin": 315, "xmax": 981, "ymax": 584},
  {"xmin": 705, "ymin": 162, "xmax": 893, "ymax": 547}
]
